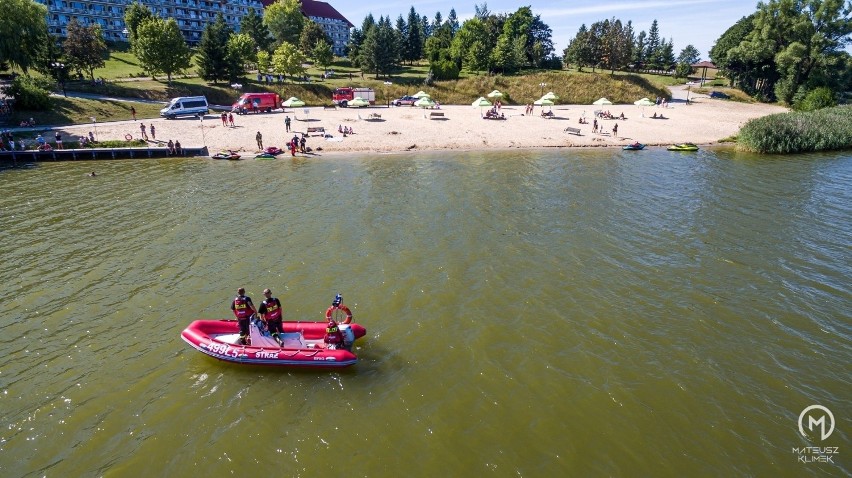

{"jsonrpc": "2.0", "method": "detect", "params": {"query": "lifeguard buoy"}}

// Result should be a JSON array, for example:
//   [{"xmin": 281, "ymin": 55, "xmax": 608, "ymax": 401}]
[
  {"xmin": 124, "ymin": 134, "xmax": 132, "ymax": 141},
  {"xmin": 325, "ymin": 305, "xmax": 352, "ymax": 324}
]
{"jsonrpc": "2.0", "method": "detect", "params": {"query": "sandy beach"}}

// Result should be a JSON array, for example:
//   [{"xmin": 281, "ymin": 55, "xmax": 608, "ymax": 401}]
[{"xmin": 57, "ymin": 86, "xmax": 787, "ymax": 156}]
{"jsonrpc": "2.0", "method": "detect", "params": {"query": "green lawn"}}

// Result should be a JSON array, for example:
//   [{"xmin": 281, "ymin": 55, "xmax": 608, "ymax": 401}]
[{"xmin": 7, "ymin": 96, "xmax": 164, "ymax": 127}]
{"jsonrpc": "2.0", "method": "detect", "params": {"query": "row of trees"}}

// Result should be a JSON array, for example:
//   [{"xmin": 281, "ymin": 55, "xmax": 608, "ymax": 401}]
[
  {"xmin": 347, "ymin": 4, "xmax": 557, "ymax": 80},
  {"xmin": 563, "ymin": 18, "xmax": 700, "ymax": 76},
  {"xmin": 709, "ymin": 0, "xmax": 851, "ymax": 104}
]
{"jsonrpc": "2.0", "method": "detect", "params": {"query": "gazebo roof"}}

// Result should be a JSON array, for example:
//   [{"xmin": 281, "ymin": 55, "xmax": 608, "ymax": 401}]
[{"xmin": 691, "ymin": 61, "xmax": 717, "ymax": 68}]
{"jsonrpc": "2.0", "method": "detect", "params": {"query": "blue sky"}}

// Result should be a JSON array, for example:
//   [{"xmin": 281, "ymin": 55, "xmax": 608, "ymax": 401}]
[{"xmin": 344, "ymin": 0, "xmax": 763, "ymax": 61}]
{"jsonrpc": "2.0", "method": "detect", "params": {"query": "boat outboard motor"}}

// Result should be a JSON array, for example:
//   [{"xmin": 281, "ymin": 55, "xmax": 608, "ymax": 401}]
[
  {"xmin": 339, "ymin": 323, "xmax": 355, "ymax": 351},
  {"xmin": 332, "ymin": 293, "xmax": 342, "ymax": 307}
]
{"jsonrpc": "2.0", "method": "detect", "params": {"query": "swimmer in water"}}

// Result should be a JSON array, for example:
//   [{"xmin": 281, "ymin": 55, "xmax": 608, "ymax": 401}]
[{"xmin": 88, "ymin": 171, "xmax": 97, "ymax": 176}]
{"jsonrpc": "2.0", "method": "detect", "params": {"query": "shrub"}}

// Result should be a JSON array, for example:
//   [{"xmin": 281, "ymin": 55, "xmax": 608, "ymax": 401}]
[
  {"xmin": 737, "ymin": 105, "xmax": 852, "ymax": 153},
  {"xmin": 429, "ymin": 60, "xmax": 459, "ymax": 81},
  {"xmin": 794, "ymin": 87, "xmax": 836, "ymax": 112},
  {"xmin": 2, "ymin": 75, "xmax": 55, "ymax": 110}
]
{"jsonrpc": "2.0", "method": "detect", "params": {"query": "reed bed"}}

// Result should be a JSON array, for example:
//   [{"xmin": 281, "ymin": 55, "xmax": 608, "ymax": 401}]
[{"xmin": 737, "ymin": 105, "xmax": 852, "ymax": 153}]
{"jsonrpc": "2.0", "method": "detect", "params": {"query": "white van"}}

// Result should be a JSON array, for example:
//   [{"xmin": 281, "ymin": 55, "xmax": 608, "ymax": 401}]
[{"xmin": 160, "ymin": 96, "xmax": 209, "ymax": 119}]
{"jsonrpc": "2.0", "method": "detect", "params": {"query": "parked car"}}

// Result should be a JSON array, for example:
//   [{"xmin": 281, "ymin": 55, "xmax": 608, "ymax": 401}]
[
  {"xmin": 709, "ymin": 91, "xmax": 730, "ymax": 99},
  {"xmin": 392, "ymin": 95, "xmax": 418, "ymax": 106}
]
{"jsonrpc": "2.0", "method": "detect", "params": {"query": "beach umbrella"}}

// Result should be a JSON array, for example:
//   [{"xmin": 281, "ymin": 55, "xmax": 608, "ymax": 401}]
[
  {"xmin": 541, "ymin": 91, "xmax": 559, "ymax": 101},
  {"xmin": 412, "ymin": 90, "xmax": 431, "ymax": 98},
  {"xmin": 534, "ymin": 97, "xmax": 554, "ymax": 113},
  {"xmin": 633, "ymin": 97, "xmax": 654, "ymax": 117},
  {"xmin": 414, "ymin": 97, "xmax": 436, "ymax": 108},
  {"xmin": 593, "ymin": 97, "xmax": 613, "ymax": 105},
  {"xmin": 282, "ymin": 96, "xmax": 306, "ymax": 119},
  {"xmin": 282, "ymin": 96, "xmax": 305, "ymax": 108},
  {"xmin": 349, "ymin": 96, "xmax": 370, "ymax": 108},
  {"xmin": 472, "ymin": 97, "xmax": 492, "ymax": 116},
  {"xmin": 487, "ymin": 90, "xmax": 504, "ymax": 99}
]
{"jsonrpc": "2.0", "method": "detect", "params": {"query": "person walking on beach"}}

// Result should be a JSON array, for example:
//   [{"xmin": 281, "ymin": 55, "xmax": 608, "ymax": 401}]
[
  {"xmin": 228, "ymin": 113, "xmax": 235, "ymax": 127},
  {"xmin": 150, "ymin": 123, "xmax": 156, "ymax": 141},
  {"xmin": 130, "ymin": 106, "xmax": 136, "ymax": 121},
  {"xmin": 256, "ymin": 131, "xmax": 263, "ymax": 149},
  {"xmin": 285, "ymin": 116, "xmax": 291, "ymax": 132},
  {"xmin": 221, "ymin": 112, "xmax": 227, "ymax": 126},
  {"xmin": 55, "ymin": 131, "xmax": 63, "ymax": 149},
  {"xmin": 231, "ymin": 287, "xmax": 256, "ymax": 346},
  {"xmin": 140, "ymin": 123, "xmax": 148, "ymax": 141},
  {"xmin": 299, "ymin": 135, "xmax": 306, "ymax": 153},
  {"xmin": 612, "ymin": 123, "xmax": 618, "ymax": 138}
]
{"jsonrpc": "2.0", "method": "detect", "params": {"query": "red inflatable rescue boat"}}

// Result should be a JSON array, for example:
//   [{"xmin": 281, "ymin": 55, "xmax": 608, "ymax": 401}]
[{"xmin": 181, "ymin": 316, "xmax": 366, "ymax": 367}]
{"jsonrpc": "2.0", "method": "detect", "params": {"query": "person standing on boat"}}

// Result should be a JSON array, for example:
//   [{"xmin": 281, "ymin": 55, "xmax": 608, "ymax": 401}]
[
  {"xmin": 324, "ymin": 319, "xmax": 345, "ymax": 349},
  {"xmin": 258, "ymin": 288, "xmax": 284, "ymax": 347},
  {"xmin": 231, "ymin": 287, "xmax": 256, "ymax": 345}
]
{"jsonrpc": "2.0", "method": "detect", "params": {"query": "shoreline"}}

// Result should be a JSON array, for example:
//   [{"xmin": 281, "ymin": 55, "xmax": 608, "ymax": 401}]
[{"xmin": 36, "ymin": 87, "xmax": 788, "ymax": 157}]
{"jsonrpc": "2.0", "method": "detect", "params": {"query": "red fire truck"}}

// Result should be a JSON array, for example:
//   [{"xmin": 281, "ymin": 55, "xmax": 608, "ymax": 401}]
[{"xmin": 332, "ymin": 87, "xmax": 375, "ymax": 107}]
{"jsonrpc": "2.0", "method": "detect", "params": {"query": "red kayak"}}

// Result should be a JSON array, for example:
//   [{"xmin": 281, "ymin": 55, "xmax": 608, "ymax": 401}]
[{"xmin": 181, "ymin": 318, "xmax": 367, "ymax": 367}]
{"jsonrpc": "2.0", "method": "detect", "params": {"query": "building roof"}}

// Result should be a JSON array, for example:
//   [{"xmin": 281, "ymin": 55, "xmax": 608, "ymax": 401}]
[
  {"xmin": 259, "ymin": 0, "xmax": 353, "ymax": 28},
  {"xmin": 691, "ymin": 61, "xmax": 717, "ymax": 69}
]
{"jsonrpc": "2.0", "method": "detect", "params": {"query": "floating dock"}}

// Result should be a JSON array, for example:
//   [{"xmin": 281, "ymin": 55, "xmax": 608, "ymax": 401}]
[{"xmin": 0, "ymin": 146, "xmax": 208, "ymax": 163}]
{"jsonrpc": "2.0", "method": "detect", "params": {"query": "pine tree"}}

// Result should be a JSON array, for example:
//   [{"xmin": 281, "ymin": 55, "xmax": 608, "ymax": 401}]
[
  {"xmin": 645, "ymin": 20, "xmax": 660, "ymax": 70},
  {"xmin": 406, "ymin": 7, "xmax": 422, "ymax": 64},
  {"xmin": 196, "ymin": 14, "xmax": 233, "ymax": 85},
  {"xmin": 240, "ymin": 8, "xmax": 271, "ymax": 52}
]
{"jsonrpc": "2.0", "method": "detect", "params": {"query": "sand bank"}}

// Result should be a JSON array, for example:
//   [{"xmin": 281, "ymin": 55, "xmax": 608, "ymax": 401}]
[{"xmin": 57, "ymin": 86, "xmax": 787, "ymax": 156}]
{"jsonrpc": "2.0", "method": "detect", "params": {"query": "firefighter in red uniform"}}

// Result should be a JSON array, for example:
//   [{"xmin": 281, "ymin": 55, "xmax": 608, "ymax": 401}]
[
  {"xmin": 258, "ymin": 288, "xmax": 284, "ymax": 347},
  {"xmin": 324, "ymin": 319, "xmax": 345, "ymax": 349},
  {"xmin": 230, "ymin": 287, "xmax": 256, "ymax": 345}
]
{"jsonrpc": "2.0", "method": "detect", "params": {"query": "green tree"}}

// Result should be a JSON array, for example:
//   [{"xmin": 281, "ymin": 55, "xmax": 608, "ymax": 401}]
[
  {"xmin": 240, "ymin": 8, "xmax": 271, "ymax": 52},
  {"xmin": 227, "ymin": 33, "xmax": 257, "ymax": 77},
  {"xmin": 709, "ymin": 15, "xmax": 760, "ymax": 89},
  {"xmin": 359, "ymin": 17, "xmax": 400, "ymax": 78},
  {"xmin": 264, "ymin": 0, "xmax": 304, "ymax": 47},
  {"xmin": 257, "ymin": 50, "xmax": 271, "ymax": 74},
  {"xmin": 134, "ymin": 17, "xmax": 191, "ymax": 82},
  {"xmin": 347, "ymin": 14, "xmax": 375, "ymax": 68},
  {"xmin": 632, "ymin": 30, "xmax": 647, "ymax": 67},
  {"xmin": 63, "ymin": 19, "xmax": 107, "ymax": 80},
  {"xmin": 299, "ymin": 20, "xmax": 330, "ymax": 58},
  {"xmin": 645, "ymin": 20, "xmax": 661, "ymax": 69},
  {"xmin": 527, "ymin": 14, "xmax": 555, "ymax": 68},
  {"xmin": 313, "ymin": 39, "xmax": 333, "ymax": 71},
  {"xmin": 404, "ymin": 7, "xmax": 423, "ymax": 64},
  {"xmin": 196, "ymin": 14, "xmax": 233, "ymax": 85},
  {"xmin": 678, "ymin": 44, "xmax": 701, "ymax": 65},
  {"xmin": 271, "ymin": 41, "xmax": 307, "ymax": 77},
  {"xmin": 124, "ymin": 1, "xmax": 153, "ymax": 45},
  {"xmin": 564, "ymin": 24, "xmax": 595, "ymax": 71},
  {"xmin": 0, "ymin": 0, "xmax": 48, "ymax": 74},
  {"xmin": 452, "ymin": 17, "xmax": 489, "ymax": 72},
  {"xmin": 447, "ymin": 8, "xmax": 460, "ymax": 35}
]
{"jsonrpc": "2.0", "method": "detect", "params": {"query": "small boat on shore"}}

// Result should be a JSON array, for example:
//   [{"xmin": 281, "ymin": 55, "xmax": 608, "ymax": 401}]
[
  {"xmin": 623, "ymin": 142, "xmax": 645, "ymax": 150},
  {"xmin": 255, "ymin": 152, "xmax": 276, "ymax": 159},
  {"xmin": 211, "ymin": 151, "xmax": 241, "ymax": 160},
  {"xmin": 667, "ymin": 143, "xmax": 699, "ymax": 151}
]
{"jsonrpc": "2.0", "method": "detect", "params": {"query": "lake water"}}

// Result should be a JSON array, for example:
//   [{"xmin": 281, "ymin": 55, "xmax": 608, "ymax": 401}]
[{"xmin": 1, "ymin": 148, "xmax": 849, "ymax": 477}]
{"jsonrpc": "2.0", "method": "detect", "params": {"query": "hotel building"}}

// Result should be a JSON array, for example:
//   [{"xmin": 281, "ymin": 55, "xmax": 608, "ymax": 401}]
[{"xmin": 36, "ymin": 0, "xmax": 352, "ymax": 54}]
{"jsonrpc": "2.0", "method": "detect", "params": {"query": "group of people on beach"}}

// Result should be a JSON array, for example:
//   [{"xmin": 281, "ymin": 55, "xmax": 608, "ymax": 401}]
[{"xmin": 220, "ymin": 112, "xmax": 236, "ymax": 128}]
